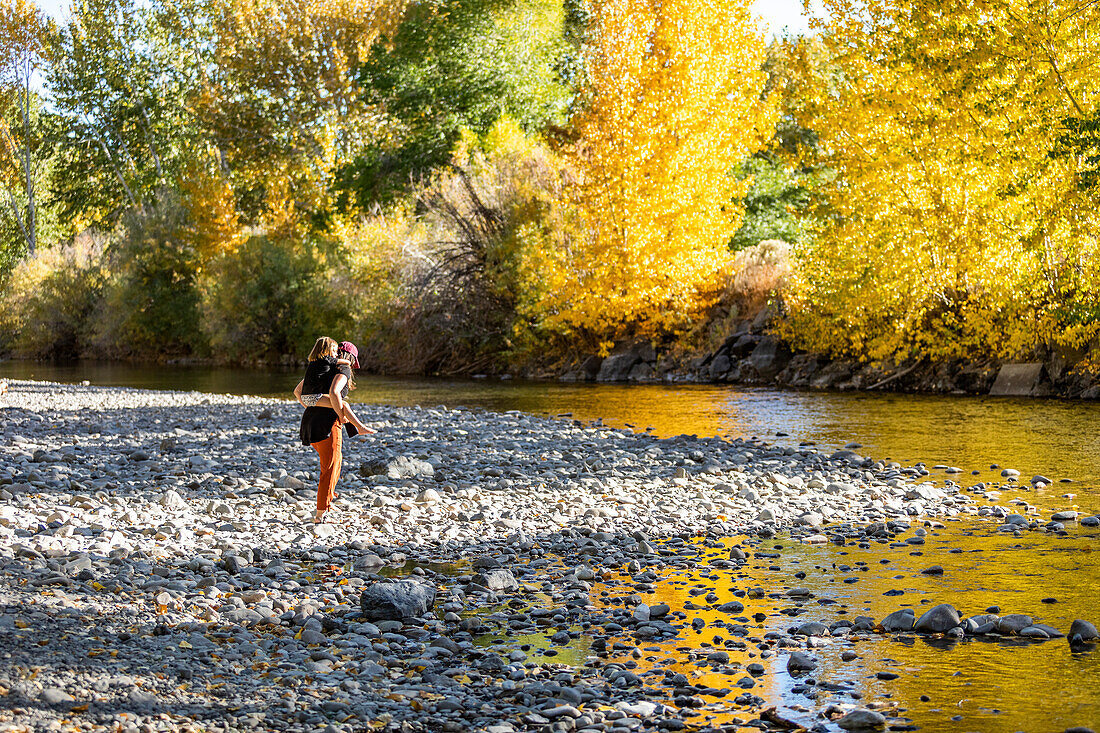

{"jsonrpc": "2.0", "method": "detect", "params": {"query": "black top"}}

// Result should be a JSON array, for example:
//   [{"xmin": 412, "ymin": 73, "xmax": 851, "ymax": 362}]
[{"xmin": 299, "ymin": 357, "xmax": 352, "ymax": 445}]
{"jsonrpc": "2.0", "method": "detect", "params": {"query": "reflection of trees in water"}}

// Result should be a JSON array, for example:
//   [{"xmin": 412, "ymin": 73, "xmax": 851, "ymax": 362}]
[
  {"xmin": 576, "ymin": 533, "xmax": 1100, "ymax": 731},
  {"xmin": 758, "ymin": 532, "xmax": 1100, "ymax": 731},
  {"xmin": 589, "ymin": 543, "xmax": 787, "ymax": 727}
]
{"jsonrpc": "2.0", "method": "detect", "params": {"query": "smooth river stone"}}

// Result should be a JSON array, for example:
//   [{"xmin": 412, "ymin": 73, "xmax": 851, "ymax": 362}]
[
  {"xmin": 880, "ymin": 608, "xmax": 915, "ymax": 632},
  {"xmin": 359, "ymin": 580, "xmax": 436, "ymax": 621},
  {"xmin": 1069, "ymin": 619, "xmax": 1100, "ymax": 642},
  {"xmin": 914, "ymin": 604, "xmax": 960, "ymax": 633},
  {"xmin": 997, "ymin": 614, "xmax": 1034, "ymax": 635},
  {"xmin": 837, "ymin": 708, "xmax": 887, "ymax": 730}
]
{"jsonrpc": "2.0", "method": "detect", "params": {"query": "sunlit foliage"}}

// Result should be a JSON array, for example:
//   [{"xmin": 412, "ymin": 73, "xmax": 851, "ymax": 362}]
[
  {"xmin": 178, "ymin": 156, "xmax": 245, "ymax": 265},
  {"xmin": 337, "ymin": 0, "xmax": 570, "ymax": 207},
  {"xmin": 539, "ymin": 0, "xmax": 776, "ymax": 344},
  {"xmin": 0, "ymin": 236, "xmax": 106, "ymax": 357},
  {"xmin": 781, "ymin": 0, "xmax": 1100, "ymax": 363},
  {"xmin": 181, "ymin": 0, "xmax": 408, "ymax": 229},
  {"xmin": 14, "ymin": 0, "xmax": 1100, "ymax": 374},
  {"xmin": 360, "ymin": 118, "xmax": 577, "ymax": 372},
  {"xmin": 50, "ymin": 0, "xmax": 188, "ymax": 225},
  {"xmin": 0, "ymin": 0, "xmax": 54, "ymax": 258}
]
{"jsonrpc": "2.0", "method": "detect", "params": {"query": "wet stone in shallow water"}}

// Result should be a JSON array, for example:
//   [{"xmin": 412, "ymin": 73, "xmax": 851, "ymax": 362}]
[
  {"xmin": 837, "ymin": 708, "xmax": 887, "ymax": 730},
  {"xmin": 998, "ymin": 614, "xmax": 1034, "ymax": 635},
  {"xmin": 914, "ymin": 604, "xmax": 960, "ymax": 633},
  {"xmin": 1069, "ymin": 619, "xmax": 1100, "ymax": 643},
  {"xmin": 786, "ymin": 651, "xmax": 817, "ymax": 672},
  {"xmin": 881, "ymin": 608, "xmax": 916, "ymax": 632},
  {"xmin": 795, "ymin": 621, "xmax": 830, "ymax": 637}
]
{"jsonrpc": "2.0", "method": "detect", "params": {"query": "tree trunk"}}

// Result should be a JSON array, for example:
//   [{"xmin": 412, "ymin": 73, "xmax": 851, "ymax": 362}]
[
  {"xmin": 137, "ymin": 103, "xmax": 165, "ymax": 181},
  {"xmin": 20, "ymin": 74, "xmax": 35, "ymax": 256},
  {"xmin": 95, "ymin": 134, "xmax": 139, "ymax": 208}
]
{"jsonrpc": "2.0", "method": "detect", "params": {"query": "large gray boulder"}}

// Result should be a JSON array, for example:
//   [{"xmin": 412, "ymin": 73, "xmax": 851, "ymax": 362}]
[
  {"xmin": 989, "ymin": 363, "xmax": 1048, "ymax": 396},
  {"xmin": 708, "ymin": 355, "xmax": 732, "ymax": 379},
  {"xmin": 914, "ymin": 604, "xmax": 960, "ymax": 633},
  {"xmin": 745, "ymin": 335, "xmax": 793, "ymax": 380},
  {"xmin": 579, "ymin": 355, "xmax": 603, "ymax": 380},
  {"xmin": 596, "ymin": 342, "xmax": 657, "ymax": 382},
  {"xmin": 594, "ymin": 338, "xmax": 651, "ymax": 378},
  {"xmin": 359, "ymin": 580, "xmax": 436, "ymax": 621},
  {"xmin": 597, "ymin": 353, "xmax": 640, "ymax": 382},
  {"xmin": 359, "ymin": 456, "xmax": 434, "ymax": 480},
  {"xmin": 880, "ymin": 608, "xmax": 915, "ymax": 632},
  {"xmin": 727, "ymin": 333, "xmax": 760, "ymax": 359},
  {"xmin": 471, "ymin": 569, "xmax": 519, "ymax": 591}
]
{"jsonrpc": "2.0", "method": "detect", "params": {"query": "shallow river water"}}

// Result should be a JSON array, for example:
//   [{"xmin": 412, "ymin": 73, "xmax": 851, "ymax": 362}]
[{"xmin": 3, "ymin": 360, "xmax": 1099, "ymax": 732}]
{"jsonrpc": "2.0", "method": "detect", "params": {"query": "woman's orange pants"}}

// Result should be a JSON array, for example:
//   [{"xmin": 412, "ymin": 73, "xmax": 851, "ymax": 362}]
[{"xmin": 311, "ymin": 422, "xmax": 342, "ymax": 513}]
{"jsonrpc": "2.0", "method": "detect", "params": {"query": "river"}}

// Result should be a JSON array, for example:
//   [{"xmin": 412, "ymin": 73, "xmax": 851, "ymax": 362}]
[
  {"xmin": 3, "ymin": 359, "xmax": 1100, "ymax": 504},
  {"xmin": 3, "ymin": 359, "xmax": 1099, "ymax": 732}
]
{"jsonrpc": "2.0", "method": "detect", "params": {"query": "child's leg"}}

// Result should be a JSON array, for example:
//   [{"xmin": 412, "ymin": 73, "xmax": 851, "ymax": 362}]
[
  {"xmin": 311, "ymin": 396, "xmax": 373, "ymax": 434},
  {"xmin": 340, "ymin": 403, "xmax": 374, "ymax": 434}
]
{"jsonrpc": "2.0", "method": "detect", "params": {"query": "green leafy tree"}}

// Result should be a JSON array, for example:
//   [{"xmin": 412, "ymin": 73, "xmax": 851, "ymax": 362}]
[
  {"xmin": 200, "ymin": 234, "xmax": 351, "ymax": 359},
  {"xmin": 729, "ymin": 39, "xmax": 836, "ymax": 251},
  {"xmin": 1054, "ymin": 111, "xmax": 1100, "ymax": 193},
  {"xmin": 337, "ymin": 0, "xmax": 570, "ymax": 208},
  {"xmin": 0, "ymin": 0, "xmax": 55, "ymax": 260},
  {"xmin": 177, "ymin": 0, "xmax": 407, "ymax": 230},
  {"xmin": 730, "ymin": 156, "xmax": 818, "ymax": 251},
  {"xmin": 49, "ymin": 0, "xmax": 191, "ymax": 226},
  {"xmin": 96, "ymin": 191, "xmax": 204, "ymax": 355}
]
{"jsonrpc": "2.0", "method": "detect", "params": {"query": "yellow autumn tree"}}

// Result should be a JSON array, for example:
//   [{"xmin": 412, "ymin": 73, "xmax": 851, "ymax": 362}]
[
  {"xmin": 780, "ymin": 0, "xmax": 1100, "ymax": 363},
  {"xmin": 178, "ymin": 155, "xmax": 245, "ymax": 266},
  {"xmin": 535, "ymin": 0, "xmax": 776, "ymax": 343}
]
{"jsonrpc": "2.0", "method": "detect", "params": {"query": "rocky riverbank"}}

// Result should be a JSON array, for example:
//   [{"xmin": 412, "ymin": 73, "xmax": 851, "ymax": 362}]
[
  {"xmin": 552, "ymin": 326, "xmax": 1100, "ymax": 399},
  {"xmin": 1, "ymin": 380, "xmax": 1098, "ymax": 733}
]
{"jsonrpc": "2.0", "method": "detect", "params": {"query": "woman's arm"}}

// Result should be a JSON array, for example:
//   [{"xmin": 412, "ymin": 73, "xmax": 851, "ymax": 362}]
[
  {"xmin": 329, "ymin": 374, "xmax": 348, "ymax": 423},
  {"xmin": 293, "ymin": 379, "xmax": 305, "ymax": 407}
]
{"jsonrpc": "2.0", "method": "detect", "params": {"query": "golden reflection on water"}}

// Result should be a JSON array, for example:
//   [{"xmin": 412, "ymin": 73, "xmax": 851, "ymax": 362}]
[
  {"xmin": 463, "ymin": 521, "xmax": 1100, "ymax": 731},
  {"xmin": 575, "ymin": 523, "xmax": 1100, "ymax": 732}
]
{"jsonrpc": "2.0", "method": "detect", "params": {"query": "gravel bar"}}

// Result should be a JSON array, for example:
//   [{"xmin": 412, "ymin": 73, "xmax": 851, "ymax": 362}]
[{"xmin": 1, "ymin": 379, "xmax": 1095, "ymax": 733}]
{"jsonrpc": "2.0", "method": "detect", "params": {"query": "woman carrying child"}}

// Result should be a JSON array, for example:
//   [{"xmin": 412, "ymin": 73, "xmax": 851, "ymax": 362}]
[{"xmin": 295, "ymin": 337, "xmax": 375, "ymax": 523}]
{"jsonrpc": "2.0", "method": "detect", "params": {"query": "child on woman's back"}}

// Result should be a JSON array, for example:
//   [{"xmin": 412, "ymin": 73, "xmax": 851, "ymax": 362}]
[{"xmin": 294, "ymin": 337, "xmax": 375, "ymax": 437}]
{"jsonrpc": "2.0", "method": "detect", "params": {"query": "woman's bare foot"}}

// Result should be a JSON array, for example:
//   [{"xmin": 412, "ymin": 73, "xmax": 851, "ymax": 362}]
[{"xmin": 313, "ymin": 510, "xmax": 327, "ymax": 523}]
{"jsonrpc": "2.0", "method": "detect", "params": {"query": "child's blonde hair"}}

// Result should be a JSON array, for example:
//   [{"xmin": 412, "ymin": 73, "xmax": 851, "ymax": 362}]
[{"xmin": 308, "ymin": 336, "xmax": 337, "ymax": 362}]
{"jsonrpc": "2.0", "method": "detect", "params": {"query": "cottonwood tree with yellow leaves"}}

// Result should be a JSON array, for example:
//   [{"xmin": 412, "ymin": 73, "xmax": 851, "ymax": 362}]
[
  {"xmin": 781, "ymin": 0, "xmax": 1100, "ymax": 364},
  {"xmin": 535, "ymin": 0, "xmax": 776, "ymax": 344}
]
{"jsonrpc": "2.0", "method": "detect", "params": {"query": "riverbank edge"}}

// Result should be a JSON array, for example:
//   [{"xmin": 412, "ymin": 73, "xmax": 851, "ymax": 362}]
[
  {"xmin": 539, "ymin": 333, "xmax": 1100, "ymax": 399},
  {"xmin": 5, "ymin": 323, "xmax": 1097, "ymax": 399}
]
